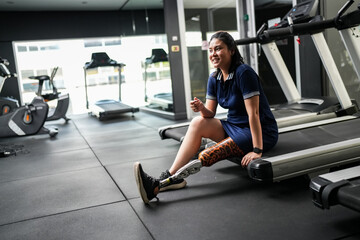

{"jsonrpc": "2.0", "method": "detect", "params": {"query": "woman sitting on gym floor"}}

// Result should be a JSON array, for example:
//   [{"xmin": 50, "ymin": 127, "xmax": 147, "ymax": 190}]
[{"xmin": 134, "ymin": 31, "xmax": 278, "ymax": 204}]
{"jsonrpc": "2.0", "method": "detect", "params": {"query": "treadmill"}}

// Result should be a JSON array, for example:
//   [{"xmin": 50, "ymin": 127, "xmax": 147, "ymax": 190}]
[
  {"xmin": 246, "ymin": 0, "xmax": 360, "ymax": 182},
  {"xmin": 84, "ymin": 52, "xmax": 139, "ymax": 120},
  {"xmin": 310, "ymin": 164, "xmax": 360, "ymax": 212},
  {"xmin": 309, "ymin": 0, "xmax": 360, "ymax": 213},
  {"xmin": 158, "ymin": 0, "xmax": 357, "ymax": 143},
  {"xmin": 144, "ymin": 48, "xmax": 173, "ymax": 112}
]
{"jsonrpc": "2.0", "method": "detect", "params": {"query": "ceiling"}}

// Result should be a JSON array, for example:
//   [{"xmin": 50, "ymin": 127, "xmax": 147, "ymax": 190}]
[
  {"xmin": 0, "ymin": 0, "xmax": 291, "ymax": 11},
  {"xmin": 0, "ymin": 0, "xmax": 233, "ymax": 11}
]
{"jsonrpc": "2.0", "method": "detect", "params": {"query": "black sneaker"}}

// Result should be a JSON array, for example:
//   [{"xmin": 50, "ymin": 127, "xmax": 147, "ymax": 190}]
[
  {"xmin": 134, "ymin": 162, "xmax": 159, "ymax": 204},
  {"xmin": 159, "ymin": 170, "xmax": 187, "ymax": 192}
]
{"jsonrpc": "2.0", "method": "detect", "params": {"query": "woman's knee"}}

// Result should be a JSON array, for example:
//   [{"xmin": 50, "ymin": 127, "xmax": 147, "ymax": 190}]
[
  {"xmin": 188, "ymin": 116, "xmax": 225, "ymax": 141},
  {"xmin": 189, "ymin": 116, "xmax": 207, "ymax": 129}
]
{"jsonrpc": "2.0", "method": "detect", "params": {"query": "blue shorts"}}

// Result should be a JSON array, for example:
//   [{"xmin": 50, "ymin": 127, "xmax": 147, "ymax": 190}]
[{"xmin": 221, "ymin": 120, "xmax": 278, "ymax": 153}]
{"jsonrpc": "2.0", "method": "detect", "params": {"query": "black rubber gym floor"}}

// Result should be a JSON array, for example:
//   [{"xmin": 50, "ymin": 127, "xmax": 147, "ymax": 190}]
[{"xmin": 0, "ymin": 111, "xmax": 359, "ymax": 240}]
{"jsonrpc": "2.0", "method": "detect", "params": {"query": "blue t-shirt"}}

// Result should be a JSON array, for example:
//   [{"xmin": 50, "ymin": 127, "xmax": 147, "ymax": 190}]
[{"xmin": 206, "ymin": 64, "xmax": 276, "ymax": 127}]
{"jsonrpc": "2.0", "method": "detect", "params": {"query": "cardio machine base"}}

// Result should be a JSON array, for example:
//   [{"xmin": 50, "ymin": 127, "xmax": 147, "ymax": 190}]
[
  {"xmin": 0, "ymin": 97, "xmax": 58, "ymax": 138},
  {"xmin": 46, "ymin": 93, "xmax": 71, "ymax": 122},
  {"xmin": 89, "ymin": 99, "xmax": 139, "ymax": 121}
]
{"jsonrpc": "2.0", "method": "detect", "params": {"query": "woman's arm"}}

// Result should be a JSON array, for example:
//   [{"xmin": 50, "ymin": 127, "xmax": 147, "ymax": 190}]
[
  {"xmin": 241, "ymin": 95, "xmax": 263, "ymax": 167},
  {"xmin": 190, "ymin": 97, "xmax": 217, "ymax": 118}
]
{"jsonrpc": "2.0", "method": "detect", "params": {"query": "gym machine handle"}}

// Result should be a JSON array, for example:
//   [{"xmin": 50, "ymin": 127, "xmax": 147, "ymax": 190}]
[
  {"xmin": 263, "ymin": 26, "xmax": 295, "ymax": 39},
  {"xmin": 290, "ymin": 8, "xmax": 360, "ymax": 34},
  {"xmin": 235, "ymin": 23, "xmax": 268, "ymax": 45},
  {"xmin": 335, "ymin": 0, "xmax": 354, "ymax": 25},
  {"xmin": 262, "ymin": 10, "xmax": 360, "ymax": 40},
  {"xmin": 292, "ymin": 17, "xmax": 335, "ymax": 35},
  {"xmin": 236, "ymin": 0, "xmax": 359, "ymax": 45},
  {"xmin": 335, "ymin": 7, "xmax": 360, "ymax": 30},
  {"xmin": 235, "ymin": 37, "xmax": 258, "ymax": 45}
]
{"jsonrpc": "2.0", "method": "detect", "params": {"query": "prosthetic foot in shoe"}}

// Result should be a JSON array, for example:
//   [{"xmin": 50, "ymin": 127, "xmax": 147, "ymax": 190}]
[
  {"xmin": 134, "ymin": 162, "xmax": 159, "ymax": 204},
  {"xmin": 159, "ymin": 170, "xmax": 187, "ymax": 192},
  {"xmin": 160, "ymin": 159, "xmax": 202, "ymax": 189}
]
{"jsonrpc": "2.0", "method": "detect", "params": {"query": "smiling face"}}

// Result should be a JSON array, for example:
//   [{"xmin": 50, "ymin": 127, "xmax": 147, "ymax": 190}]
[{"xmin": 208, "ymin": 38, "xmax": 233, "ymax": 73}]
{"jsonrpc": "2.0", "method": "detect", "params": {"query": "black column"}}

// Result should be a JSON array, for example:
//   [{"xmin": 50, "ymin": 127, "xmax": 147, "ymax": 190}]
[{"xmin": 164, "ymin": 0, "xmax": 187, "ymax": 120}]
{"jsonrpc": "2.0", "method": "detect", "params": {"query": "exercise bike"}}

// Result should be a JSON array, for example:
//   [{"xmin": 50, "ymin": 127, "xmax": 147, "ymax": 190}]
[
  {"xmin": 0, "ymin": 58, "xmax": 58, "ymax": 138},
  {"xmin": 0, "ymin": 57, "xmax": 19, "ymax": 115},
  {"xmin": 29, "ymin": 67, "xmax": 70, "ymax": 122}
]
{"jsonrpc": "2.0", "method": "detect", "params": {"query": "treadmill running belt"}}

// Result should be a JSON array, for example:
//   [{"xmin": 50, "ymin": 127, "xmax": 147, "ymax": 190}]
[
  {"xmin": 271, "ymin": 108, "xmax": 313, "ymax": 119},
  {"xmin": 163, "ymin": 126, "xmax": 188, "ymax": 142},
  {"xmin": 264, "ymin": 118, "xmax": 360, "ymax": 157},
  {"xmin": 160, "ymin": 108, "xmax": 338, "ymax": 142},
  {"xmin": 338, "ymin": 178, "xmax": 360, "ymax": 212},
  {"xmin": 96, "ymin": 102, "xmax": 134, "ymax": 112},
  {"xmin": 248, "ymin": 117, "xmax": 360, "ymax": 181}
]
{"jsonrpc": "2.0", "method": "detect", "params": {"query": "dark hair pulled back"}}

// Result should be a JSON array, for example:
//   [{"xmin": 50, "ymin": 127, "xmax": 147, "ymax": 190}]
[{"xmin": 209, "ymin": 31, "xmax": 244, "ymax": 75}]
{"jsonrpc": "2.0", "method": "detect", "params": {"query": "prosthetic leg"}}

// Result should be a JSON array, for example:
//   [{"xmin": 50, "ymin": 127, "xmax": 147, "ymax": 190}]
[
  {"xmin": 160, "ymin": 159, "xmax": 202, "ymax": 189},
  {"xmin": 159, "ymin": 137, "xmax": 244, "ymax": 189}
]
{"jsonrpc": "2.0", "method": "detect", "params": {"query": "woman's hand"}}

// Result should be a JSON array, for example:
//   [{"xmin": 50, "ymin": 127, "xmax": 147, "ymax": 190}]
[
  {"xmin": 190, "ymin": 97, "xmax": 205, "ymax": 112},
  {"xmin": 241, "ymin": 152, "xmax": 262, "ymax": 167}
]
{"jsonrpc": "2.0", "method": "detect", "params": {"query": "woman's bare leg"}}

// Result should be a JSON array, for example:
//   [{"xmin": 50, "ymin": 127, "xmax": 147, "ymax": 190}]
[{"xmin": 169, "ymin": 116, "xmax": 226, "ymax": 175}]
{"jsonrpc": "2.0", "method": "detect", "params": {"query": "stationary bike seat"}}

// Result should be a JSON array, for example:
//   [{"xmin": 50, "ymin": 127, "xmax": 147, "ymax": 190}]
[{"xmin": 42, "ymin": 93, "xmax": 60, "ymax": 101}]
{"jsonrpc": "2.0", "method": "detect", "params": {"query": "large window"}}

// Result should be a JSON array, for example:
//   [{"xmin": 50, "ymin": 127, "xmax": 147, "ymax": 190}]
[
  {"xmin": 14, "ymin": 35, "xmax": 170, "ymax": 114},
  {"xmin": 184, "ymin": 1, "xmax": 238, "ymax": 114}
]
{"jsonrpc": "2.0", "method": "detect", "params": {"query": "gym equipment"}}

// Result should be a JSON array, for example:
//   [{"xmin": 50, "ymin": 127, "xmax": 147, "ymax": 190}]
[
  {"xmin": 247, "ymin": 117, "xmax": 360, "ymax": 181},
  {"xmin": 84, "ymin": 52, "xmax": 139, "ymax": 120},
  {"xmin": 158, "ymin": 0, "xmax": 357, "ymax": 143},
  {"xmin": 246, "ymin": 0, "xmax": 360, "ymax": 181},
  {"xmin": 0, "ymin": 143, "xmax": 22, "ymax": 158},
  {"xmin": 337, "ymin": 0, "xmax": 360, "ymax": 82},
  {"xmin": 160, "ymin": 0, "xmax": 360, "ymax": 184},
  {"xmin": 238, "ymin": 0, "xmax": 358, "ymax": 120},
  {"xmin": 160, "ymin": 159, "xmax": 202, "ymax": 189},
  {"xmin": 310, "ymin": 164, "xmax": 360, "ymax": 212},
  {"xmin": 0, "ymin": 96, "xmax": 58, "ymax": 138},
  {"xmin": 0, "ymin": 57, "xmax": 19, "ymax": 116},
  {"xmin": 0, "ymin": 150, "xmax": 15, "ymax": 158},
  {"xmin": 29, "ymin": 67, "xmax": 70, "ymax": 122},
  {"xmin": 144, "ymin": 48, "xmax": 173, "ymax": 112},
  {"xmin": 0, "ymin": 59, "xmax": 58, "ymax": 138},
  {"xmin": 309, "ymin": 0, "xmax": 360, "ymax": 213}
]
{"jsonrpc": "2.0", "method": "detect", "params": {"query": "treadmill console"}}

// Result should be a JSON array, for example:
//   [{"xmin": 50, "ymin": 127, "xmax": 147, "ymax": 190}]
[
  {"xmin": 145, "ymin": 48, "xmax": 168, "ymax": 64},
  {"xmin": 272, "ymin": 0, "xmax": 319, "ymax": 28},
  {"xmin": 84, "ymin": 52, "xmax": 124, "ymax": 69}
]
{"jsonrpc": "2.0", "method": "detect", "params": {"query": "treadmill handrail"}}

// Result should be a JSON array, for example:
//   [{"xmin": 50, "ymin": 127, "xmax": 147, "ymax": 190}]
[
  {"xmin": 264, "ymin": 17, "xmax": 335, "ymax": 39},
  {"xmin": 236, "ymin": 8, "xmax": 360, "ymax": 45},
  {"xmin": 335, "ymin": 0, "xmax": 355, "ymax": 26},
  {"xmin": 235, "ymin": 37, "xmax": 258, "ymax": 45},
  {"xmin": 266, "ymin": 138, "xmax": 360, "ymax": 165},
  {"xmin": 252, "ymin": 137, "xmax": 360, "ymax": 182},
  {"xmin": 264, "ymin": 9, "xmax": 360, "ymax": 39},
  {"xmin": 336, "ymin": 7, "xmax": 360, "ymax": 30},
  {"xmin": 278, "ymin": 115, "xmax": 356, "ymax": 133}
]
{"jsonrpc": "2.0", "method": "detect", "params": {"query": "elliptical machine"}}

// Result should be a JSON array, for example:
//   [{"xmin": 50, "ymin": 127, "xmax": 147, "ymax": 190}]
[
  {"xmin": 29, "ymin": 67, "xmax": 70, "ymax": 122},
  {"xmin": 0, "ymin": 57, "xmax": 19, "ymax": 115},
  {"xmin": 0, "ymin": 58, "xmax": 58, "ymax": 138}
]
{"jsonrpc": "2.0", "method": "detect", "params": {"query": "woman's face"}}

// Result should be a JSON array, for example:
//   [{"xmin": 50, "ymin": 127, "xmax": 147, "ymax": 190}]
[{"xmin": 208, "ymin": 38, "xmax": 233, "ymax": 72}]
